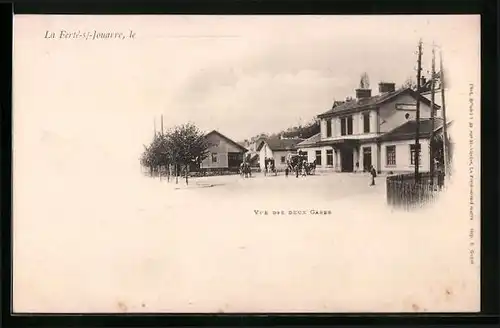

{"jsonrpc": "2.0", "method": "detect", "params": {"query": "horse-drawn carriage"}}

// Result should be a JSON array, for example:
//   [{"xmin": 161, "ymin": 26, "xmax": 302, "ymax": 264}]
[
  {"xmin": 239, "ymin": 162, "xmax": 252, "ymax": 178},
  {"xmin": 286, "ymin": 153, "xmax": 316, "ymax": 176}
]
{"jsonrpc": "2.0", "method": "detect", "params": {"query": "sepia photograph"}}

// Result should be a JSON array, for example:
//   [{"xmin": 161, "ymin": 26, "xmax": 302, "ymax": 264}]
[{"xmin": 13, "ymin": 14, "xmax": 480, "ymax": 313}]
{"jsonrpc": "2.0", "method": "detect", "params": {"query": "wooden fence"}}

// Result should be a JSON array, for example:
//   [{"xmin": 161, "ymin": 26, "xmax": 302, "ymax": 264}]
[
  {"xmin": 386, "ymin": 172, "xmax": 445, "ymax": 210},
  {"xmin": 142, "ymin": 165, "xmax": 262, "ymax": 178}
]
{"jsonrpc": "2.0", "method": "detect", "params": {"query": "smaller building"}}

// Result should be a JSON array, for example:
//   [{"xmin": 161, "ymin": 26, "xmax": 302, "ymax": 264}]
[
  {"xmin": 201, "ymin": 130, "xmax": 248, "ymax": 171},
  {"xmin": 378, "ymin": 118, "xmax": 449, "ymax": 173},
  {"xmin": 256, "ymin": 137, "xmax": 304, "ymax": 171}
]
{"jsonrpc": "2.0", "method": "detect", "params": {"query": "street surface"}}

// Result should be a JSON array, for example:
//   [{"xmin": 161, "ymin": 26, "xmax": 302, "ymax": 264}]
[{"xmin": 14, "ymin": 159, "xmax": 476, "ymax": 313}]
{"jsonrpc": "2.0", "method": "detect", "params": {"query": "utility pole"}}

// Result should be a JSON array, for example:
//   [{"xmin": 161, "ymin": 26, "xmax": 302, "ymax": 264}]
[
  {"xmin": 154, "ymin": 116, "xmax": 157, "ymax": 139},
  {"xmin": 429, "ymin": 43, "xmax": 436, "ymax": 185},
  {"xmin": 440, "ymin": 49, "xmax": 448, "ymax": 179},
  {"xmin": 414, "ymin": 39, "xmax": 423, "ymax": 182},
  {"xmin": 161, "ymin": 114, "xmax": 164, "ymax": 135},
  {"xmin": 160, "ymin": 114, "xmax": 164, "ymax": 181}
]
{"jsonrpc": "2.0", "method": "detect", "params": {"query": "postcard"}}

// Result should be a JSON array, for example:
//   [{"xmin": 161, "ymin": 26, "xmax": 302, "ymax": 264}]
[{"xmin": 12, "ymin": 14, "xmax": 480, "ymax": 313}]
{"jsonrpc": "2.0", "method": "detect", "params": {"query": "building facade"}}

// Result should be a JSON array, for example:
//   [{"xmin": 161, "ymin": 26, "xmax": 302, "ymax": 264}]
[
  {"xmin": 297, "ymin": 82, "xmax": 442, "ymax": 173},
  {"xmin": 201, "ymin": 130, "xmax": 248, "ymax": 171},
  {"xmin": 257, "ymin": 137, "xmax": 304, "ymax": 171}
]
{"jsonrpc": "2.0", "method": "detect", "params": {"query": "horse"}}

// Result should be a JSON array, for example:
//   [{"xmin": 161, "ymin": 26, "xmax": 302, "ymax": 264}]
[{"xmin": 240, "ymin": 162, "xmax": 252, "ymax": 178}]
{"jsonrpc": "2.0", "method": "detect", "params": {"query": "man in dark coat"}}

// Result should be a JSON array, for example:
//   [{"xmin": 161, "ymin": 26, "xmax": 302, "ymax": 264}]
[{"xmin": 369, "ymin": 165, "xmax": 377, "ymax": 186}]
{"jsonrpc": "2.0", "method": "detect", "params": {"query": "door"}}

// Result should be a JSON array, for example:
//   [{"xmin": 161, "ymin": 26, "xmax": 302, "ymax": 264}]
[
  {"xmin": 363, "ymin": 147, "xmax": 372, "ymax": 171},
  {"xmin": 228, "ymin": 152, "xmax": 243, "ymax": 169},
  {"xmin": 341, "ymin": 148, "xmax": 354, "ymax": 172}
]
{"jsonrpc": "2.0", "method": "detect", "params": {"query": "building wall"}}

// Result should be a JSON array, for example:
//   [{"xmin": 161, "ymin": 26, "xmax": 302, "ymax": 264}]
[
  {"xmin": 297, "ymin": 145, "xmax": 338, "ymax": 170},
  {"xmin": 380, "ymin": 139, "xmax": 430, "ymax": 173},
  {"xmin": 319, "ymin": 93, "xmax": 435, "ymax": 140},
  {"xmin": 201, "ymin": 133, "xmax": 244, "ymax": 169},
  {"xmin": 259, "ymin": 143, "xmax": 273, "ymax": 170},
  {"xmin": 273, "ymin": 150, "xmax": 296, "ymax": 170},
  {"xmin": 379, "ymin": 93, "xmax": 433, "ymax": 133},
  {"xmin": 321, "ymin": 109, "xmax": 378, "ymax": 140},
  {"xmin": 357, "ymin": 142, "xmax": 379, "ymax": 172},
  {"xmin": 259, "ymin": 144, "xmax": 298, "ymax": 170}
]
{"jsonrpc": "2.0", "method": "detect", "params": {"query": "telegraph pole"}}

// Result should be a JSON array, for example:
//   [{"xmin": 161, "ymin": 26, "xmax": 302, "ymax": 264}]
[
  {"xmin": 154, "ymin": 116, "xmax": 157, "ymax": 138},
  {"xmin": 161, "ymin": 114, "xmax": 164, "ymax": 135},
  {"xmin": 429, "ymin": 43, "xmax": 436, "ymax": 185},
  {"xmin": 440, "ymin": 50, "xmax": 449, "ymax": 178},
  {"xmin": 160, "ymin": 114, "xmax": 164, "ymax": 181},
  {"xmin": 414, "ymin": 39, "xmax": 423, "ymax": 182}
]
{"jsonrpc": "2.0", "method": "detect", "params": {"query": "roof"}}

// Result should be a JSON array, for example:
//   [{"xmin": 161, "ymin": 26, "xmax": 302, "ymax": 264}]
[
  {"xmin": 297, "ymin": 133, "xmax": 321, "ymax": 147},
  {"xmin": 318, "ymin": 88, "xmax": 441, "ymax": 118},
  {"xmin": 379, "ymin": 118, "xmax": 445, "ymax": 142},
  {"xmin": 434, "ymin": 120, "xmax": 454, "ymax": 134},
  {"xmin": 205, "ymin": 130, "xmax": 248, "ymax": 152},
  {"xmin": 256, "ymin": 138, "xmax": 305, "ymax": 152}
]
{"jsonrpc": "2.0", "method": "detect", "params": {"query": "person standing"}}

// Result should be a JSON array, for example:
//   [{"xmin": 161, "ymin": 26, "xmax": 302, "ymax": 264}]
[{"xmin": 369, "ymin": 165, "xmax": 377, "ymax": 186}]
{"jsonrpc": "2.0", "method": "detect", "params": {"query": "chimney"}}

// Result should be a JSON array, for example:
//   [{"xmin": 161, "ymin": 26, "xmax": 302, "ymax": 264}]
[
  {"xmin": 378, "ymin": 82, "xmax": 395, "ymax": 94},
  {"xmin": 355, "ymin": 88, "xmax": 371, "ymax": 99}
]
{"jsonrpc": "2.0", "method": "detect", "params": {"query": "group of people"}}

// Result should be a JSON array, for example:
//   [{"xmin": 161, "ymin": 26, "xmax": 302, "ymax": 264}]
[
  {"xmin": 241, "ymin": 158, "xmax": 377, "ymax": 185},
  {"xmin": 264, "ymin": 160, "xmax": 277, "ymax": 176}
]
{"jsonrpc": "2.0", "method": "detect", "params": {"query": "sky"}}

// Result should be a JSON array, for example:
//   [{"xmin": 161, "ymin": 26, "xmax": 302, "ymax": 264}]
[{"xmin": 13, "ymin": 15, "xmax": 480, "ymax": 166}]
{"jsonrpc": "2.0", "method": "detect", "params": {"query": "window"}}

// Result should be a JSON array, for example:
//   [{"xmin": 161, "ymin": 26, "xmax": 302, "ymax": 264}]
[
  {"xmin": 340, "ymin": 116, "xmax": 353, "ymax": 136},
  {"xmin": 347, "ymin": 116, "xmax": 353, "ymax": 135},
  {"xmin": 409, "ymin": 144, "xmax": 421, "ymax": 165},
  {"xmin": 340, "ymin": 118, "xmax": 347, "ymax": 136},
  {"xmin": 326, "ymin": 119, "xmax": 332, "ymax": 137},
  {"xmin": 281, "ymin": 156, "xmax": 286, "ymax": 164},
  {"xmin": 315, "ymin": 150, "xmax": 322, "ymax": 165},
  {"xmin": 326, "ymin": 149, "xmax": 333, "ymax": 166},
  {"xmin": 363, "ymin": 112, "xmax": 370, "ymax": 133},
  {"xmin": 386, "ymin": 145, "xmax": 396, "ymax": 166},
  {"xmin": 211, "ymin": 152, "xmax": 218, "ymax": 163}
]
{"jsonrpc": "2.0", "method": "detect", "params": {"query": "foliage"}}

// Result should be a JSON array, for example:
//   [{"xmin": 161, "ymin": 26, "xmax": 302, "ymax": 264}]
[
  {"xmin": 401, "ymin": 77, "xmax": 418, "ymax": 90},
  {"xmin": 140, "ymin": 123, "xmax": 209, "ymax": 184},
  {"xmin": 167, "ymin": 123, "xmax": 210, "ymax": 166},
  {"xmin": 269, "ymin": 117, "xmax": 320, "ymax": 140}
]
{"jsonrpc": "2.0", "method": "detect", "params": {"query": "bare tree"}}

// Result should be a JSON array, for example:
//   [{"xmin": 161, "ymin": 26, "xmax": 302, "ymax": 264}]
[{"xmin": 401, "ymin": 77, "xmax": 417, "ymax": 90}]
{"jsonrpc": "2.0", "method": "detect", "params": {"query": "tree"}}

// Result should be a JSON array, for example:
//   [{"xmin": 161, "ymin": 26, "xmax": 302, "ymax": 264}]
[
  {"xmin": 429, "ymin": 133, "xmax": 453, "ymax": 174},
  {"xmin": 166, "ymin": 123, "xmax": 210, "ymax": 185},
  {"xmin": 140, "ymin": 123, "xmax": 209, "ymax": 185},
  {"xmin": 401, "ymin": 77, "xmax": 417, "ymax": 90}
]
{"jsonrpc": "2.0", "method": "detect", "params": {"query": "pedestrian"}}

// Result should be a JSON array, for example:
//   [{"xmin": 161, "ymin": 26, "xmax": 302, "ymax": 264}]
[
  {"xmin": 296, "ymin": 163, "xmax": 300, "ymax": 178},
  {"xmin": 355, "ymin": 161, "xmax": 359, "ymax": 173},
  {"xmin": 369, "ymin": 165, "xmax": 377, "ymax": 186},
  {"xmin": 285, "ymin": 166, "xmax": 289, "ymax": 177}
]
